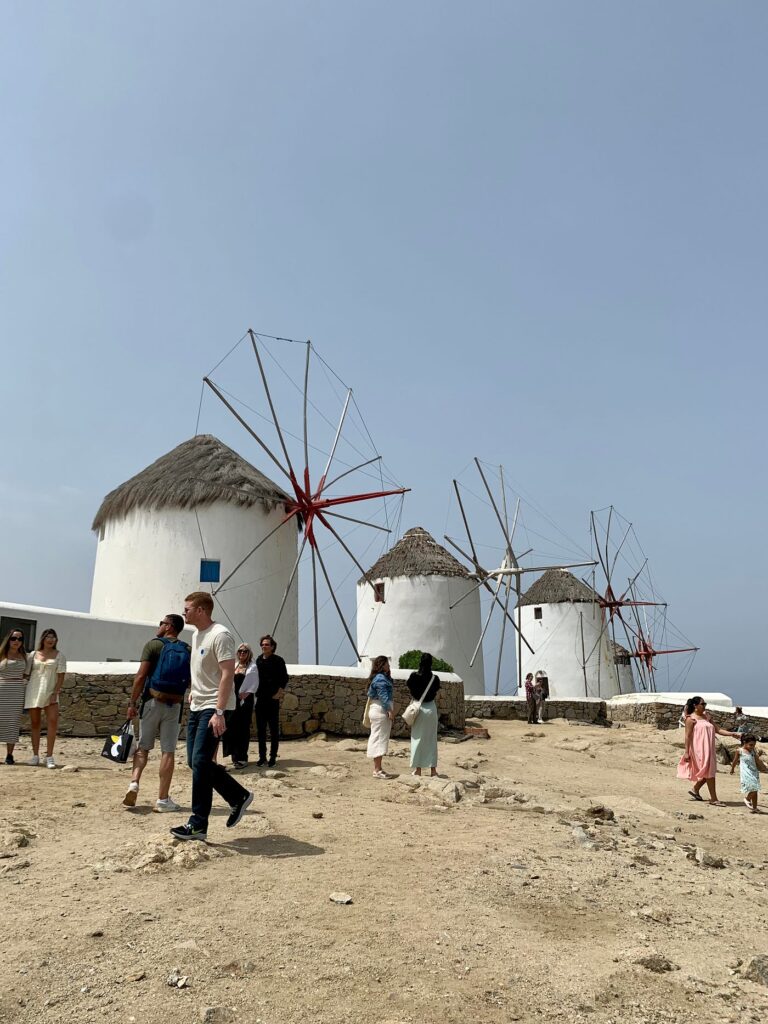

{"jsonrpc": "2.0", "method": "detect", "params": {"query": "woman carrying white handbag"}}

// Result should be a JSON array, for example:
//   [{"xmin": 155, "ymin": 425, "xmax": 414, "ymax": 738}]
[{"xmin": 406, "ymin": 652, "xmax": 441, "ymax": 777}]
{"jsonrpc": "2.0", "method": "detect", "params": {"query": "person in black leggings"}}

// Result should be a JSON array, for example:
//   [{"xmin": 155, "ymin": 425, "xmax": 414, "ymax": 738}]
[{"xmin": 255, "ymin": 635, "xmax": 288, "ymax": 767}]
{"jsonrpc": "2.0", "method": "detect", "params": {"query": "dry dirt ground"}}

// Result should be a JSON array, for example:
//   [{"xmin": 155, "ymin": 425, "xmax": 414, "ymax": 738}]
[{"xmin": 2, "ymin": 718, "xmax": 768, "ymax": 1024}]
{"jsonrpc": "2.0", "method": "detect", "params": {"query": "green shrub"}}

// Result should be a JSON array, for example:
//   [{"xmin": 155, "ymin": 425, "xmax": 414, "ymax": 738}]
[{"xmin": 398, "ymin": 649, "xmax": 454, "ymax": 673}]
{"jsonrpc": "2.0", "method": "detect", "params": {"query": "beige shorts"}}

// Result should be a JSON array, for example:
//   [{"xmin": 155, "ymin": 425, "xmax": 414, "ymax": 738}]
[{"xmin": 138, "ymin": 698, "xmax": 182, "ymax": 754}]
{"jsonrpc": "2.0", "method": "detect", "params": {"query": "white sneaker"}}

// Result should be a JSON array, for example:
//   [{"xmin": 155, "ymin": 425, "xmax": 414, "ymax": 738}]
[
  {"xmin": 122, "ymin": 782, "xmax": 139, "ymax": 807},
  {"xmin": 154, "ymin": 797, "xmax": 181, "ymax": 813},
  {"xmin": 45, "ymin": 756, "xmax": 56, "ymax": 769},
  {"xmin": 28, "ymin": 755, "xmax": 40, "ymax": 767}
]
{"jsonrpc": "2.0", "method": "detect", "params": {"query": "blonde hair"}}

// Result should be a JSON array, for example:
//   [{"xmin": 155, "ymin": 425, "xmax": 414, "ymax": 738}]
[{"xmin": 185, "ymin": 591, "xmax": 214, "ymax": 615}]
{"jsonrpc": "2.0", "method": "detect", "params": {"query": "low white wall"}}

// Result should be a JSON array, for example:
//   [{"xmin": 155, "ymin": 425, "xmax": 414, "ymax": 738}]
[{"xmin": 0, "ymin": 602, "xmax": 192, "ymax": 661}]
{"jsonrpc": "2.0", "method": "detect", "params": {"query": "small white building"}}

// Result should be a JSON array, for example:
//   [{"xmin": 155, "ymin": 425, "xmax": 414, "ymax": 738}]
[
  {"xmin": 516, "ymin": 568, "xmax": 624, "ymax": 700},
  {"xmin": 90, "ymin": 434, "xmax": 299, "ymax": 657},
  {"xmin": 611, "ymin": 639, "xmax": 635, "ymax": 694},
  {"xmin": 356, "ymin": 526, "xmax": 485, "ymax": 694}
]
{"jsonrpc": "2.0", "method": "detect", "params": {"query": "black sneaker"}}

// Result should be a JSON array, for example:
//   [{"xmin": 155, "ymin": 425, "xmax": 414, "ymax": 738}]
[
  {"xmin": 5, "ymin": 754, "xmax": 14, "ymax": 766},
  {"xmin": 170, "ymin": 823, "xmax": 207, "ymax": 842},
  {"xmin": 267, "ymin": 758, "xmax": 277, "ymax": 768},
  {"xmin": 256, "ymin": 759, "xmax": 267, "ymax": 767},
  {"xmin": 226, "ymin": 790, "xmax": 253, "ymax": 828}
]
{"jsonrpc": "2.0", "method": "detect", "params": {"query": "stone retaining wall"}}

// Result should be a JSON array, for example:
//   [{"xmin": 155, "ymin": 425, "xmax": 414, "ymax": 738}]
[
  {"xmin": 464, "ymin": 696, "xmax": 608, "ymax": 725},
  {"xmin": 23, "ymin": 666, "xmax": 465, "ymax": 740},
  {"xmin": 465, "ymin": 695, "xmax": 768, "ymax": 736}
]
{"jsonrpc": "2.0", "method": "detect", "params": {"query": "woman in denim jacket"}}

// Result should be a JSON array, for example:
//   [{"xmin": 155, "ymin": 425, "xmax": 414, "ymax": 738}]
[{"xmin": 366, "ymin": 655, "xmax": 395, "ymax": 779}]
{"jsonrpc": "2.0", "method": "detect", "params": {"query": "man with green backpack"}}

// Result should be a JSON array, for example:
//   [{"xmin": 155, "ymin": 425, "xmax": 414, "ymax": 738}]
[{"xmin": 122, "ymin": 614, "xmax": 191, "ymax": 812}]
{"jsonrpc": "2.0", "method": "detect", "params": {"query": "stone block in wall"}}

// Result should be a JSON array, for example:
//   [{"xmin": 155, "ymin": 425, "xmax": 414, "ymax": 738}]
[
  {"xmin": 282, "ymin": 692, "xmax": 299, "ymax": 711},
  {"xmin": 282, "ymin": 720, "xmax": 304, "ymax": 737},
  {"xmin": 304, "ymin": 719, "xmax": 320, "ymax": 734}
]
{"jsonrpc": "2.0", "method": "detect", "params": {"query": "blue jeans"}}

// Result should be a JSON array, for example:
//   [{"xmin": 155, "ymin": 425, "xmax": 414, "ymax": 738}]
[{"xmin": 186, "ymin": 709, "xmax": 248, "ymax": 831}]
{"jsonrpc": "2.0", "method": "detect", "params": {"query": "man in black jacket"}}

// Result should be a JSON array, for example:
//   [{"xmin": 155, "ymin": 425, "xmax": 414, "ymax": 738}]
[{"xmin": 255, "ymin": 634, "xmax": 288, "ymax": 767}]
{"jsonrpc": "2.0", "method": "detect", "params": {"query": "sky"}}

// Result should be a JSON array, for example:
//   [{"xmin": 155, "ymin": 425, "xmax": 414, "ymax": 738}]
[{"xmin": 2, "ymin": 2, "xmax": 766, "ymax": 702}]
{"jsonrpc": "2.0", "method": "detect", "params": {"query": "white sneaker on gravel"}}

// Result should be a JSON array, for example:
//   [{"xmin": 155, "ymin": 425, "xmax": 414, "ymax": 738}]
[
  {"xmin": 154, "ymin": 797, "xmax": 181, "ymax": 813},
  {"xmin": 28, "ymin": 755, "xmax": 40, "ymax": 767},
  {"xmin": 46, "ymin": 756, "xmax": 56, "ymax": 769},
  {"xmin": 122, "ymin": 781, "xmax": 139, "ymax": 807}
]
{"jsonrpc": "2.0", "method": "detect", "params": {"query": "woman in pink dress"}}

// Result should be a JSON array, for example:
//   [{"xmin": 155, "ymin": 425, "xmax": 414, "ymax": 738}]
[{"xmin": 677, "ymin": 696, "xmax": 739, "ymax": 805}]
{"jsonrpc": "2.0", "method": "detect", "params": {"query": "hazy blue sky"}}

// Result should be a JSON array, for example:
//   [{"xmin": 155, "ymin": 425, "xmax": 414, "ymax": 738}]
[{"xmin": 2, "ymin": 3, "xmax": 766, "ymax": 702}]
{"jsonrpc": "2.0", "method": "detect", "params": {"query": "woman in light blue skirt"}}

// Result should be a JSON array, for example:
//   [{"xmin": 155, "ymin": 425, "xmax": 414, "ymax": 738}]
[{"xmin": 407, "ymin": 652, "xmax": 441, "ymax": 776}]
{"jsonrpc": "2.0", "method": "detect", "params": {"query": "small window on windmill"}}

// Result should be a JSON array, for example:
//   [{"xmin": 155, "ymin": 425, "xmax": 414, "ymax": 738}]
[
  {"xmin": 373, "ymin": 581, "xmax": 385, "ymax": 603},
  {"xmin": 534, "ymin": 606, "xmax": 543, "ymax": 620},
  {"xmin": 200, "ymin": 559, "xmax": 221, "ymax": 584}
]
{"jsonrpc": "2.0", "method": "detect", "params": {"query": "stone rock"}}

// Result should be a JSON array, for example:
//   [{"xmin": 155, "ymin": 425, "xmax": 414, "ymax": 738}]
[
  {"xmin": 125, "ymin": 970, "xmax": 146, "ymax": 982},
  {"xmin": 61, "ymin": 765, "xmax": 80, "ymax": 773},
  {"xmin": 312, "ymin": 811, "xmax": 324, "ymax": 819},
  {"xmin": 329, "ymin": 892, "xmax": 353, "ymax": 904},
  {"xmin": 166, "ymin": 968, "xmax": 189, "ymax": 988},
  {"xmin": 307, "ymin": 731, "xmax": 328, "ymax": 743},
  {"xmin": 694, "ymin": 846, "xmax": 725, "ymax": 869},
  {"xmin": 335, "ymin": 738, "xmax": 364, "ymax": 752},
  {"xmin": 634, "ymin": 953, "xmax": 679, "ymax": 973},
  {"xmin": 0, "ymin": 858, "xmax": 30, "ymax": 874},
  {"xmin": 72, "ymin": 801, "xmax": 87, "ymax": 809},
  {"xmin": 744, "ymin": 956, "xmax": 768, "ymax": 987},
  {"xmin": 555, "ymin": 739, "xmax": 591, "ymax": 753},
  {"xmin": 86, "ymin": 928, "xmax": 104, "ymax": 938},
  {"xmin": 200, "ymin": 1008, "xmax": 234, "ymax": 1024},
  {"xmin": 395, "ymin": 776, "xmax": 421, "ymax": 789},
  {"xmin": 264, "ymin": 770, "xmax": 286, "ymax": 779},
  {"xmin": 585, "ymin": 804, "xmax": 615, "ymax": 821}
]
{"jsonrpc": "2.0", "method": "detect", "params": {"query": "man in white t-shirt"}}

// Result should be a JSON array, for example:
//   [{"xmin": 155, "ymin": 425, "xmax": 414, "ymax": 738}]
[{"xmin": 170, "ymin": 591, "xmax": 253, "ymax": 842}]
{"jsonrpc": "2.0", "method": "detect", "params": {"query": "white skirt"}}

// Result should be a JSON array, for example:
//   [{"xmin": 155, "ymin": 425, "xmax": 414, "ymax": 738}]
[{"xmin": 367, "ymin": 702, "xmax": 391, "ymax": 758}]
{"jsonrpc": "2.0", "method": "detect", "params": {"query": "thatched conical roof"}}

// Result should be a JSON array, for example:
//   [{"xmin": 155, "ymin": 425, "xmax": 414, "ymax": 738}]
[
  {"xmin": 359, "ymin": 527, "xmax": 470, "ymax": 582},
  {"xmin": 92, "ymin": 434, "xmax": 290, "ymax": 532},
  {"xmin": 518, "ymin": 568, "xmax": 598, "ymax": 607}
]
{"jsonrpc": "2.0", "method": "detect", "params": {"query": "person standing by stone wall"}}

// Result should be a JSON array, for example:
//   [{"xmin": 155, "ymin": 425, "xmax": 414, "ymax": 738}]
[
  {"xmin": 524, "ymin": 673, "xmax": 536, "ymax": 724},
  {"xmin": 223, "ymin": 642, "xmax": 258, "ymax": 769},
  {"xmin": 123, "ymin": 614, "xmax": 190, "ymax": 812},
  {"xmin": 407, "ymin": 651, "xmax": 441, "ymax": 777},
  {"xmin": 367, "ymin": 655, "xmax": 395, "ymax": 779},
  {"xmin": 254, "ymin": 635, "xmax": 287, "ymax": 768},
  {"xmin": 24, "ymin": 628, "xmax": 66, "ymax": 768},
  {"xmin": 0, "ymin": 630, "xmax": 31, "ymax": 765}
]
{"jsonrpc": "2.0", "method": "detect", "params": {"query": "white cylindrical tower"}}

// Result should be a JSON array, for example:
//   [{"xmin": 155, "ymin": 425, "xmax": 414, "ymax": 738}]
[
  {"xmin": 611, "ymin": 640, "xmax": 635, "ymax": 694},
  {"xmin": 90, "ymin": 435, "xmax": 298, "ymax": 658},
  {"xmin": 515, "ymin": 569, "xmax": 624, "ymax": 699},
  {"xmin": 356, "ymin": 527, "xmax": 485, "ymax": 694}
]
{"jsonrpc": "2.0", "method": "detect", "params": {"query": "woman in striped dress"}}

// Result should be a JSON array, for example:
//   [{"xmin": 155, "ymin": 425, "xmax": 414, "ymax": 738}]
[{"xmin": 0, "ymin": 630, "xmax": 31, "ymax": 765}]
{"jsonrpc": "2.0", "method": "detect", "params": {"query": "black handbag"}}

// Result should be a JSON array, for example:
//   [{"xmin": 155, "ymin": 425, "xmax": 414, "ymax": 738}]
[{"xmin": 101, "ymin": 720, "xmax": 134, "ymax": 763}]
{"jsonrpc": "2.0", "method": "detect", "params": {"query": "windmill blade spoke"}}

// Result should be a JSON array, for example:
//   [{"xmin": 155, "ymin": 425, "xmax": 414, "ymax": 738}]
[
  {"xmin": 317, "ymin": 512, "xmax": 382, "ymax": 598},
  {"xmin": 322, "ymin": 455, "xmax": 383, "ymax": 494},
  {"xmin": 453, "ymin": 481, "xmax": 482, "ymax": 567},
  {"xmin": 470, "ymin": 576, "xmax": 503, "ymax": 667},
  {"xmin": 249, "ymin": 330, "xmax": 298, "ymax": 480},
  {"xmin": 310, "ymin": 546, "xmax": 319, "ymax": 664},
  {"xmin": 494, "ymin": 578, "xmax": 512, "ymax": 695},
  {"xmin": 315, "ymin": 389, "xmax": 352, "ymax": 495},
  {"xmin": 474, "ymin": 458, "xmax": 518, "ymax": 565},
  {"xmin": 203, "ymin": 377, "xmax": 292, "ymax": 484},
  {"xmin": 271, "ymin": 532, "xmax": 309, "ymax": 635},
  {"xmin": 314, "ymin": 542, "xmax": 360, "ymax": 661},
  {"xmin": 323, "ymin": 510, "xmax": 392, "ymax": 533},
  {"xmin": 609, "ymin": 521, "xmax": 633, "ymax": 580},
  {"xmin": 214, "ymin": 514, "xmax": 296, "ymax": 594}
]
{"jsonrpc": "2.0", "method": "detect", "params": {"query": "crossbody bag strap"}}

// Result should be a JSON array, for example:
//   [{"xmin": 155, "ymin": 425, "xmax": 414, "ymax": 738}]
[{"xmin": 416, "ymin": 673, "xmax": 436, "ymax": 708}]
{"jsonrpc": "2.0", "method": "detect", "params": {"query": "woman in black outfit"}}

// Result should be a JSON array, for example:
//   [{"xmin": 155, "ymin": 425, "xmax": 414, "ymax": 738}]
[
  {"xmin": 407, "ymin": 651, "xmax": 441, "ymax": 777},
  {"xmin": 255, "ymin": 635, "xmax": 288, "ymax": 767},
  {"xmin": 223, "ymin": 642, "xmax": 258, "ymax": 768}
]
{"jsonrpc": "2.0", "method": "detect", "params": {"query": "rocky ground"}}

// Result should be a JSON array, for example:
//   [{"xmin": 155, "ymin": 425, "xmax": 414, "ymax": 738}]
[{"xmin": 1, "ymin": 719, "xmax": 768, "ymax": 1024}]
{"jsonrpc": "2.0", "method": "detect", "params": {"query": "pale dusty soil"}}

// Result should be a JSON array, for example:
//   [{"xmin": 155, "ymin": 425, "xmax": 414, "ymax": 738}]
[{"xmin": 1, "ymin": 719, "xmax": 768, "ymax": 1024}]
